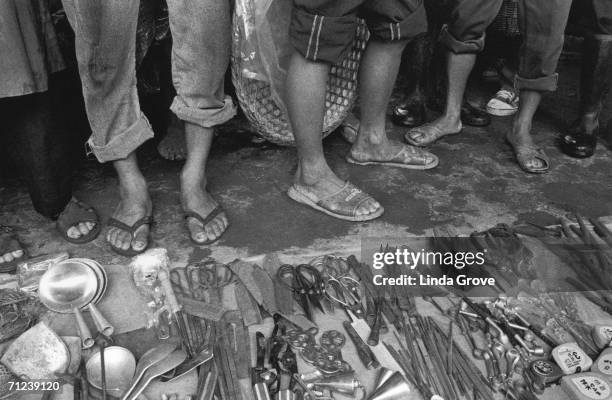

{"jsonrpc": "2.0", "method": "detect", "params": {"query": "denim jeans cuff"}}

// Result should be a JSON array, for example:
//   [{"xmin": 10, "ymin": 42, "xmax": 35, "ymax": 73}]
[
  {"xmin": 171, "ymin": 95, "xmax": 237, "ymax": 129},
  {"xmin": 514, "ymin": 73, "xmax": 559, "ymax": 92},
  {"xmin": 87, "ymin": 113, "xmax": 154, "ymax": 163},
  {"xmin": 440, "ymin": 25, "xmax": 485, "ymax": 54}
]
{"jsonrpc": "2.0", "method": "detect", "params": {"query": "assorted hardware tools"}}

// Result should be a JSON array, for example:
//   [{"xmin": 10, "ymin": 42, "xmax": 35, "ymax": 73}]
[{"xmin": 1, "ymin": 216, "xmax": 612, "ymax": 400}]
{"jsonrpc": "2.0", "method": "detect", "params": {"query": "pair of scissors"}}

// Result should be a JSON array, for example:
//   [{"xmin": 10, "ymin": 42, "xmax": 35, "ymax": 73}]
[
  {"xmin": 277, "ymin": 264, "xmax": 325, "ymax": 322},
  {"xmin": 324, "ymin": 275, "xmax": 365, "ymax": 319},
  {"xmin": 184, "ymin": 260, "xmax": 234, "ymax": 302},
  {"xmin": 313, "ymin": 255, "xmax": 351, "ymax": 280}
]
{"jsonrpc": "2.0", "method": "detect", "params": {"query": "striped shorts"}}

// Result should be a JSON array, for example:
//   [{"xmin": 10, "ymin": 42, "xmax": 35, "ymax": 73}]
[{"xmin": 290, "ymin": 0, "xmax": 428, "ymax": 64}]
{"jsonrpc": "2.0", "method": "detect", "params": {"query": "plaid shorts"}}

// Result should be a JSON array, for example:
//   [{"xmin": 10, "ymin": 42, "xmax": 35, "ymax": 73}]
[{"xmin": 290, "ymin": 0, "xmax": 427, "ymax": 63}]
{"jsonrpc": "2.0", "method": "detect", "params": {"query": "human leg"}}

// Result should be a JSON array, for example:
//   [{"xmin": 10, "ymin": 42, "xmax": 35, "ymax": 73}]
[
  {"xmin": 62, "ymin": 0, "xmax": 154, "ymax": 254},
  {"xmin": 405, "ymin": 0, "xmax": 503, "ymax": 146}
]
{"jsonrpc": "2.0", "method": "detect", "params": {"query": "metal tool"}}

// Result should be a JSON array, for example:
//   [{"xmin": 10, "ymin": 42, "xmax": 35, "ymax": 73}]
[
  {"xmin": 122, "ymin": 350, "xmax": 188, "ymax": 400},
  {"xmin": 160, "ymin": 346, "xmax": 213, "ymax": 382},
  {"xmin": 252, "ymin": 332, "xmax": 273, "ymax": 400},
  {"xmin": 159, "ymin": 268, "xmax": 193, "ymax": 357},
  {"xmin": 324, "ymin": 275, "xmax": 365, "ymax": 319},
  {"xmin": 342, "ymin": 320, "xmax": 379, "ymax": 369},
  {"xmin": 367, "ymin": 296, "xmax": 383, "ymax": 346},
  {"xmin": 122, "ymin": 342, "xmax": 178, "ymax": 400},
  {"xmin": 278, "ymin": 264, "xmax": 326, "ymax": 321}
]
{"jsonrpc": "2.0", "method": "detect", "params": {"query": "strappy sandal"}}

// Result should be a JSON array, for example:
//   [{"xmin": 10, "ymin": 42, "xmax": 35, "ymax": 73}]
[
  {"xmin": 56, "ymin": 198, "xmax": 101, "ymax": 244},
  {"xmin": 106, "ymin": 215, "xmax": 154, "ymax": 257},
  {"xmin": 404, "ymin": 123, "xmax": 463, "ymax": 147},
  {"xmin": 287, "ymin": 181, "xmax": 384, "ymax": 222},
  {"xmin": 184, "ymin": 205, "xmax": 228, "ymax": 245},
  {"xmin": 0, "ymin": 226, "xmax": 28, "ymax": 273},
  {"xmin": 346, "ymin": 145, "xmax": 439, "ymax": 170},
  {"xmin": 506, "ymin": 135, "xmax": 550, "ymax": 174}
]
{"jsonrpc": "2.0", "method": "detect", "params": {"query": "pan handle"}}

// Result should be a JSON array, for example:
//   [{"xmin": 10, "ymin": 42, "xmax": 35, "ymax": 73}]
[
  {"xmin": 74, "ymin": 307, "xmax": 94, "ymax": 349},
  {"xmin": 88, "ymin": 304, "xmax": 114, "ymax": 337}
]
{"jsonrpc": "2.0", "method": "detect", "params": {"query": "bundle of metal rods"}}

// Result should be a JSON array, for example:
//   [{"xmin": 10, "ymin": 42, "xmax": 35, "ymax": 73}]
[{"xmin": 385, "ymin": 314, "xmax": 494, "ymax": 400}]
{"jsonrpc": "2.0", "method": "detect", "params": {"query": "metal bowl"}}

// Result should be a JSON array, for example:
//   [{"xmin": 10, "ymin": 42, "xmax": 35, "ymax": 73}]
[
  {"xmin": 71, "ymin": 258, "xmax": 108, "ymax": 304},
  {"xmin": 38, "ymin": 260, "xmax": 99, "ymax": 313},
  {"xmin": 86, "ymin": 346, "xmax": 136, "ymax": 397}
]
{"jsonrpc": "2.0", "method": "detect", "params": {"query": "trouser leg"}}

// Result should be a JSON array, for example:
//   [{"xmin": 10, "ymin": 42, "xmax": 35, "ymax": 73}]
[
  {"xmin": 166, "ymin": 0, "xmax": 236, "ymax": 129},
  {"xmin": 61, "ymin": 0, "xmax": 154, "ymax": 162},
  {"xmin": 514, "ymin": 0, "xmax": 572, "ymax": 92}
]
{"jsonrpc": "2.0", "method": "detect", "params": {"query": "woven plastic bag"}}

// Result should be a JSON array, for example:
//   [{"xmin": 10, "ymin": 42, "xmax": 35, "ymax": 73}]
[{"xmin": 232, "ymin": 0, "xmax": 367, "ymax": 146}]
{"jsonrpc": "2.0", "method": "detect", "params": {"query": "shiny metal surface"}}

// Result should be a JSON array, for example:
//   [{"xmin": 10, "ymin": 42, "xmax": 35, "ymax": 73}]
[
  {"xmin": 86, "ymin": 346, "xmax": 136, "ymax": 398},
  {"xmin": 38, "ymin": 261, "xmax": 99, "ymax": 313}
]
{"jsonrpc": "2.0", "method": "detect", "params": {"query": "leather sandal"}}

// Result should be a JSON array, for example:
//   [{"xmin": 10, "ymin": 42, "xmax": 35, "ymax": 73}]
[{"xmin": 287, "ymin": 181, "xmax": 383, "ymax": 222}]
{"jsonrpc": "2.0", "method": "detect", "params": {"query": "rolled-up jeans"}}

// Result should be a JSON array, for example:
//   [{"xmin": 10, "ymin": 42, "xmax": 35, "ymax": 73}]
[
  {"xmin": 440, "ymin": 0, "xmax": 572, "ymax": 93},
  {"xmin": 62, "ymin": 0, "xmax": 237, "ymax": 163}
]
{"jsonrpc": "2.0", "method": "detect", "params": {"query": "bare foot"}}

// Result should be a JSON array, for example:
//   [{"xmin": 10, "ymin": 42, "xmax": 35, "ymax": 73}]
[
  {"xmin": 181, "ymin": 172, "xmax": 229, "ymax": 244},
  {"xmin": 293, "ymin": 164, "xmax": 381, "ymax": 218},
  {"xmin": 106, "ymin": 176, "xmax": 152, "ymax": 253},
  {"xmin": 158, "ymin": 115, "xmax": 187, "ymax": 161},
  {"xmin": 405, "ymin": 115, "xmax": 462, "ymax": 146}
]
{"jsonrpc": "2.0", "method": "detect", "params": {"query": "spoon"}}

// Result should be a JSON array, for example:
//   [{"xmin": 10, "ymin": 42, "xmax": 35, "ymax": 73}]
[
  {"xmin": 122, "ymin": 350, "xmax": 187, "ymax": 400},
  {"xmin": 121, "ymin": 342, "xmax": 178, "ymax": 400}
]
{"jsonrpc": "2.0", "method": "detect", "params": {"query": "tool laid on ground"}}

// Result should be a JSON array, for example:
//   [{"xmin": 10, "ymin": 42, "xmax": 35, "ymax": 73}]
[{"xmin": 122, "ymin": 350, "xmax": 188, "ymax": 400}]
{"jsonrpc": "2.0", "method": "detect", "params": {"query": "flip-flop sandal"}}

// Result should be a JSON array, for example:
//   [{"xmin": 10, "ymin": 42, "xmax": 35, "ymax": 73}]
[
  {"xmin": 106, "ymin": 215, "xmax": 154, "ymax": 257},
  {"xmin": 404, "ymin": 123, "xmax": 463, "ymax": 147},
  {"xmin": 506, "ymin": 137, "xmax": 550, "ymax": 174},
  {"xmin": 287, "ymin": 181, "xmax": 384, "ymax": 222},
  {"xmin": 346, "ymin": 145, "xmax": 439, "ymax": 170},
  {"xmin": 184, "ymin": 205, "xmax": 228, "ymax": 246},
  {"xmin": 56, "ymin": 198, "xmax": 101, "ymax": 244},
  {"xmin": 0, "ymin": 226, "xmax": 28, "ymax": 273}
]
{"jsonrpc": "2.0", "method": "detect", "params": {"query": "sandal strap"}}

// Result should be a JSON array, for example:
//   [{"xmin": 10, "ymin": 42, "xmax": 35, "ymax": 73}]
[
  {"xmin": 57, "ymin": 199, "xmax": 99, "ymax": 231},
  {"xmin": 393, "ymin": 145, "xmax": 433, "ymax": 165},
  {"xmin": 107, "ymin": 215, "xmax": 153, "ymax": 238},
  {"xmin": 184, "ymin": 206, "xmax": 224, "ymax": 228},
  {"xmin": 317, "ymin": 182, "xmax": 373, "ymax": 218}
]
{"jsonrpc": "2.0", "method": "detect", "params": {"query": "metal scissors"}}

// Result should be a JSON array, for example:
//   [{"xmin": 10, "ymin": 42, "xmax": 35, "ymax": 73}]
[
  {"xmin": 277, "ymin": 264, "xmax": 326, "ymax": 322},
  {"xmin": 310, "ymin": 255, "xmax": 351, "ymax": 279},
  {"xmin": 183, "ymin": 260, "xmax": 234, "ymax": 302},
  {"xmin": 324, "ymin": 275, "xmax": 365, "ymax": 319}
]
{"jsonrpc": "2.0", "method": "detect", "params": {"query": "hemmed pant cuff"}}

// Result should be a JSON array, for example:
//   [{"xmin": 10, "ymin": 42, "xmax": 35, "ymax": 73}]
[
  {"xmin": 592, "ymin": 33, "xmax": 612, "ymax": 41},
  {"xmin": 86, "ymin": 113, "xmax": 154, "ymax": 163},
  {"xmin": 514, "ymin": 73, "xmax": 559, "ymax": 92},
  {"xmin": 440, "ymin": 25, "xmax": 485, "ymax": 54},
  {"xmin": 171, "ymin": 96, "xmax": 237, "ymax": 129}
]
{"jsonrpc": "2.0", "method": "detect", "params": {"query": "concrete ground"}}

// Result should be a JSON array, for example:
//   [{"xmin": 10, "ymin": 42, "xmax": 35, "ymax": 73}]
[{"xmin": 1, "ymin": 58, "xmax": 611, "ymax": 268}]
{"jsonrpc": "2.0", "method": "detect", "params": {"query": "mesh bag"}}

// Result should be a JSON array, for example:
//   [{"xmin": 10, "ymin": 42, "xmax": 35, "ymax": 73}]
[
  {"xmin": 0, "ymin": 364, "xmax": 18, "ymax": 400},
  {"xmin": 231, "ymin": 0, "xmax": 367, "ymax": 146},
  {"xmin": 489, "ymin": 0, "xmax": 520, "ymax": 38},
  {"xmin": 0, "ymin": 290, "xmax": 37, "ymax": 344}
]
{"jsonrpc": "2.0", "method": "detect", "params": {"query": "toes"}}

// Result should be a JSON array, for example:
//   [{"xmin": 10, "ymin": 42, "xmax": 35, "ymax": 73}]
[
  {"xmin": 117, "ymin": 231, "xmax": 132, "ymax": 251},
  {"xmin": 188, "ymin": 218, "xmax": 207, "ymax": 244},
  {"xmin": 78, "ymin": 222, "xmax": 91, "ymax": 236},
  {"xmin": 12, "ymin": 250, "xmax": 23, "ymax": 259},
  {"xmin": 107, "ymin": 228, "xmax": 119, "ymax": 247},
  {"xmin": 205, "ymin": 224, "xmax": 217, "ymax": 242},
  {"xmin": 67, "ymin": 226, "xmax": 82, "ymax": 239},
  {"xmin": 3, "ymin": 253, "xmax": 14, "ymax": 263},
  {"xmin": 86, "ymin": 221, "xmax": 95, "ymax": 231},
  {"xmin": 132, "ymin": 225, "xmax": 149, "ymax": 252}
]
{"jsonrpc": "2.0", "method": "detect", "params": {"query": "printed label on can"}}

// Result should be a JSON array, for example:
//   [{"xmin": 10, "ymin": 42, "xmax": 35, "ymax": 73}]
[{"xmin": 571, "ymin": 376, "xmax": 611, "ymax": 399}]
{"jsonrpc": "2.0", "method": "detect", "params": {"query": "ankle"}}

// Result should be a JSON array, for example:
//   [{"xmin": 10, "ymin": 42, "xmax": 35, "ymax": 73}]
[
  {"xmin": 296, "ymin": 161, "xmax": 332, "ymax": 186},
  {"xmin": 355, "ymin": 126, "xmax": 387, "ymax": 147}
]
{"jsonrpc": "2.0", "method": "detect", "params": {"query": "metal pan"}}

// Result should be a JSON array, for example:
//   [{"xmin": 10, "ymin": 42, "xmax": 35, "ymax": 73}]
[{"xmin": 39, "ymin": 260, "xmax": 114, "ymax": 340}]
